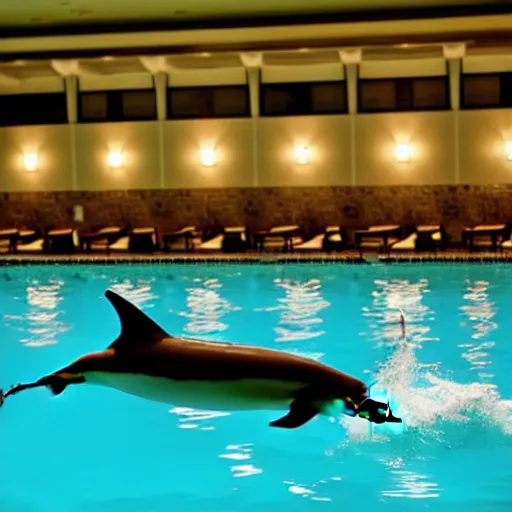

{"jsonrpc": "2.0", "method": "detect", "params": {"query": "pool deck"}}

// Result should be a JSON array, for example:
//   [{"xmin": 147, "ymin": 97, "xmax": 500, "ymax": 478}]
[{"xmin": 1, "ymin": 249, "xmax": 511, "ymax": 265}]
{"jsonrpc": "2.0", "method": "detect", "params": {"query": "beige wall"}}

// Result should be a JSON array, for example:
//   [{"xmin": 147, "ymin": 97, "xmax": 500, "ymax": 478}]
[
  {"xmin": 0, "ymin": 124, "xmax": 73, "ymax": 191},
  {"xmin": 258, "ymin": 116, "xmax": 352, "ymax": 187},
  {"xmin": 75, "ymin": 122, "xmax": 161, "ymax": 190},
  {"xmin": 459, "ymin": 110, "xmax": 512, "ymax": 184},
  {"xmin": 0, "ymin": 109, "xmax": 510, "ymax": 192},
  {"xmin": 163, "ymin": 119, "xmax": 254, "ymax": 188},
  {"xmin": 355, "ymin": 111, "xmax": 456, "ymax": 186}
]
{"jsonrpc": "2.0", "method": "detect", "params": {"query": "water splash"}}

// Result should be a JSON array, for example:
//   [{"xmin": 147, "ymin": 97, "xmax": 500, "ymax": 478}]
[{"xmin": 340, "ymin": 317, "xmax": 512, "ymax": 442}]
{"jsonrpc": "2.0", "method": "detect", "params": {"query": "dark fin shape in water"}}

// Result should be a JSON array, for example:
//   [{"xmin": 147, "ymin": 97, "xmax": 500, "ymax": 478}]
[
  {"xmin": 104, "ymin": 289, "xmax": 170, "ymax": 351},
  {"xmin": 269, "ymin": 399, "xmax": 320, "ymax": 429}
]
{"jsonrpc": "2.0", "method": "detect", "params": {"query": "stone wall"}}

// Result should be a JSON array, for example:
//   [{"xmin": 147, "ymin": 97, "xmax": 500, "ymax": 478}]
[{"xmin": 0, "ymin": 185, "xmax": 511, "ymax": 243}]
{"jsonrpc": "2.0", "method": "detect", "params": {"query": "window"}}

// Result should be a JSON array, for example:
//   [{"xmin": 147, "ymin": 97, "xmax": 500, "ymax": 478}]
[
  {"xmin": 0, "ymin": 93, "xmax": 67, "ymax": 126},
  {"xmin": 358, "ymin": 77, "xmax": 449, "ymax": 113},
  {"xmin": 260, "ymin": 81, "xmax": 347, "ymax": 116},
  {"xmin": 461, "ymin": 72, "xmax": 512, "ymax": 109},
  {"xmin": 168, "ymin": 86, "xmax": 249, "ymax": 119},
  {"xmin": 79, "ymin": 89, "xmax": 157, "ymax": 122}
]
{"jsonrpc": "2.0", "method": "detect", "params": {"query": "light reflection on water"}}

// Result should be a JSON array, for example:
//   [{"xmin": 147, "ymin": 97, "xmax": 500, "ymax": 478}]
[
  {"xmin": 169, "ymin": 406, "xmax": 231, "ymax": 430},
  {"xmin": 459, "ymin": 280, "xmax": 497, "ymax": 381},
  {"xmin": 261, "ymin": 278, "xmax": 330, "ymax": 343},
  {"xmin": 174, "ymin": 277, "xmax": 241, "ymax": 339},
  {"xmin": 362, "ymin": 278, "xmax": 437, "ymax": 349},
  {"xmin": 3, "ymin": 280, "xmax": 70, "ymax": 347},
  {"xmin": 220, "ymin": 444, "xmax": 263, "ymax": 478},
  {"xmin": 108, "ymin": 278, "xmax": 159, "ymax": 309}
]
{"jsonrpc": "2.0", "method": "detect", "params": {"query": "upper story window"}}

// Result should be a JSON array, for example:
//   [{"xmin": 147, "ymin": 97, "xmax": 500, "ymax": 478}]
[
  {"xmin": 260, "ymin": 81, "xmax": 347, "ymax": 116},
  {"xmin": 461, "ymin": 72, "xmax": 512, "ymax": 109},
  {"xmin": 167, "ymin": 85, "xmax": 250, "ymax": 119},
  {"xmin": 0, "ymin": 92, "xmax": 68, "ymax": 126},
  {"xmin": 79, "ymin": 89, "xmax": 157, "ymax": 123},
  {"xmin": 358, "ymin": 76, "xmax": 449, "ymax": 113}
]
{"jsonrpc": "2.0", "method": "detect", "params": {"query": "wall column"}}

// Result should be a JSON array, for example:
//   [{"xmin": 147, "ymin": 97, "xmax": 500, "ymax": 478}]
[
  {"xmin": 241, "ymin": 52, "xmax": 263, "ymax": 187},
  {"xmin": 154, "ymin": 71, "xmax": 168, "ymax": 188},
  {"xmin": 64, "ymin": 75, "xmax": 78, "ymax": 190},
  {"xmin": 139, "ymin": 57, "xmax": 170, "ymax": 188},
  {"xmin": 443, "ymin": 43, "xmax": 466, "ymax": 184},
  {"xmin": 340, "ymin": 48, "xmax": 362, "ymax": 186}
]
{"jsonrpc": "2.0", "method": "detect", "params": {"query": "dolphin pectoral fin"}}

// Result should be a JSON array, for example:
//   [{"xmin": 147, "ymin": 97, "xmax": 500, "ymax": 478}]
[
  {"xmin": 269, "ymin": 399, "xmax": 320, "ymax": 429},
  {"xmin": 104, "ymin": 290, "xmax": 170, "ymax": 350}
]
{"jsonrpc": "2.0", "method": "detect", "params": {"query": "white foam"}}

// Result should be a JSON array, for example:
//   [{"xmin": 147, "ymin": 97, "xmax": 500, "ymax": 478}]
[{"xmin": 338, "ymin": 335, "xmax": 512, "ymax": 441}]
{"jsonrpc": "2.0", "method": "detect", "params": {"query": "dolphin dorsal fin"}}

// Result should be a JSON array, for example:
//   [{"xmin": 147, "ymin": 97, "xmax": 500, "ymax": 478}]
[{"xmin": 105, "ymin": 289, "xmax": 170, "ymax": 350}]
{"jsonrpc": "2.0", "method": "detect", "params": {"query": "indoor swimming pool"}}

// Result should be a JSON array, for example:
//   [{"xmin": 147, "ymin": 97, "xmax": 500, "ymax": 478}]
[{"xmin": 0, "ymin": 262, "xmax": 511, "ymax": 512}]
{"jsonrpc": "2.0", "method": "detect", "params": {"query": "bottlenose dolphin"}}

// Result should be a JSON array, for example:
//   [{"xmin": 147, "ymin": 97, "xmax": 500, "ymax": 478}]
[{"xmin": 0, "ymin": 290, "xmax": 401, "ymax": 428}]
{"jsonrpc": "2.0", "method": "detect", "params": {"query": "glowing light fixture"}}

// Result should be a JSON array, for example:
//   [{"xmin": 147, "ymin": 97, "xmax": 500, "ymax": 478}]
[
  {"xmin": 200, "ymin": 148, "xmax": 216, "ymax": 167},
  {"xmin": 505, "ymin": 141, "xmax": 512, "ymax": 161},
  {"xmin": 394, "ymin": 143, "xmax": 412, "ymax": 163},
  {"xmin": 294, "ymin": 146, "xmax": 310, "ymax": 165},
  {"xmin": 23, "ymin": 152, "xmax": 38, "ymax": 172},
  {"xmin": 107, "ymin": 150, "xmax": 124, "ymax": 168}
]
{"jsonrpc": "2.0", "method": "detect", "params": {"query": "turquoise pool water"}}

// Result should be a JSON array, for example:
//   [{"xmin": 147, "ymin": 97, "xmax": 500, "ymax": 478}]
[{"xmin": 1, "ymin": 263, "xmax": 511, "ymax": 512}]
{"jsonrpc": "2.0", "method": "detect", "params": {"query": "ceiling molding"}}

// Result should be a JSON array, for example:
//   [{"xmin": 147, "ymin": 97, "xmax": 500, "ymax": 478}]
[{"xmin": 0, "ymin": 14, "xmax": 510, "ymax": 62}]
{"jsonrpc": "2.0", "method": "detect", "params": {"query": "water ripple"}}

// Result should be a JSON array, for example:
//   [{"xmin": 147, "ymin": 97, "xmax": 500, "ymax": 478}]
[
  {"xmin": 3, "ymin": 280, "xmax": 71, "ymax": 347},
  {"xmin": 382, "ymin": 468, "xmax": 440, "ymax": 499},
  {"xmin": 220, "ymin": 444, "xmax": 263, "ymax": 478},
  {"xmin": 174, "ymin": 278, "xmax": 241, "ymax": 339},
  {"xmin": 108, "ymin": 279, "xmax": 158, "ymax": 309},
  {"xmin": 459, "ymin": 280, "xmax": 497, "ymax": 380},
  {"xmin": 362, "ymin": 278, "xmax": 437, "ymax": 350},
  {"xmin": 169, "ymin": 406, "xmax": 231, "ymax": 430},
  {"xmin": 262, "ymin": 278, "xmax": 330, "ymax": 343}
]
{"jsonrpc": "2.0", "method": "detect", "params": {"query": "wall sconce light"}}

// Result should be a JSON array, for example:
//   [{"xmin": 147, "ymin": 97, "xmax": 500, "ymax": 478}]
[
  {"xmin": 23, "ymin": 152, "xmax": 38, "ymax": 172},
  {"xmin": 505, "ymin": 142, "xmax": 512, "ymax": 161},
  {"xmin": 107, "ymin": 150, "xmax": 124, "ymax": 168},
  {"xmin": 394, "ymin": 143, "xmax": 412, "ymax": 163},
  {"xmin": 294, "ymin": 146, "xmax": 310, "ymax": 165},
  {"xmin": 200, "ymin": 148, "xmax": 216, "ymax": 167}
]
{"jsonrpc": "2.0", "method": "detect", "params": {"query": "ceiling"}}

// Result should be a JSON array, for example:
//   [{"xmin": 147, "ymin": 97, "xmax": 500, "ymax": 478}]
[{"xmin": 1, "ymin": 0, "xmax": 509, "ymax": 34}]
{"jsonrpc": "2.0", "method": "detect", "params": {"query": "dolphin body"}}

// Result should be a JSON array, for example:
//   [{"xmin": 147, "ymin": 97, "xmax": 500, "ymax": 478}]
[{"xmin": 0, "ymin": 290, "xmax": 401, "ymax": 428}]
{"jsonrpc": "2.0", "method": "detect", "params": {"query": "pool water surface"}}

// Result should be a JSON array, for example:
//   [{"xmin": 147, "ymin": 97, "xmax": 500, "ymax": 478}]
[{"xmin": 0, "ymin": 263, "xmax": 511, "ymax": 512}]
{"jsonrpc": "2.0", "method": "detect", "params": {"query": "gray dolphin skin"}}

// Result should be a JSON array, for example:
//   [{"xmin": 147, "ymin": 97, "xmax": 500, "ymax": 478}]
[{"xmin": 0, "ymin": 289, "xmax": 401, "ymax": 428}]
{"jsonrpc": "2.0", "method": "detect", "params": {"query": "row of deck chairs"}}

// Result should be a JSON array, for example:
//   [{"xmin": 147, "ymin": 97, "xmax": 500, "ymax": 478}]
[
  {"xmin": 0, "ymin": 225, "xmax": 346, "ymax": 255},
  {"xmin": 0, "ymin": 223, "xmax": 510, "ymax": 256}
]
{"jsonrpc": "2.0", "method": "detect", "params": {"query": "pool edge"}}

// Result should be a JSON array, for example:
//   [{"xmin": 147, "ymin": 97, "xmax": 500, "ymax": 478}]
[{"xmin": 1, "ymin": 252, "xmax": 512, "ymax": 265}]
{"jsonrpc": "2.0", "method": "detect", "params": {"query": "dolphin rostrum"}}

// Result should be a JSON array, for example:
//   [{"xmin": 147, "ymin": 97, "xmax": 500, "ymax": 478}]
[{"xmin": 0, "ymin": 290, "xmax": 401, "ymax": 428}]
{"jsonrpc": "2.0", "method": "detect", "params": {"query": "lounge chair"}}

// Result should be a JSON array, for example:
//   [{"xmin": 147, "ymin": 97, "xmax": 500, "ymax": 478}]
[
  {"xmin": 162, "ymin": 226, "xmax": 202, "ymax": 252},
  {"xmin": 294, "ymin": 226, "xmax": 346, "ymax": 252},
  {"xmin": 80, "ymin": 226, "xmax": 125, "ymax": 253},
  {"xmin": 255, "ymin": 225, "xmax": 302, "ymax": 252},
  {"xmin": 109, "ymin": 227, "xmax": 159, "ymax": 254},
  {"xmin": 463, "ymin": 224, "xmax": 508, "ymax": 252},
  {"xmin": 46, "ymin": 228, "xmax": 80, "ymax": 254},
  {"xmin": 15, "ymin": 229, "xmax": 45, "ymax": 254},
  {"xmin": 354, "ymin": 225, "xmax": 402, "ymax": 255},
  {"xmin": 390, "ymin": 225, "xmax": 445, "ymax": 252},
  {"xmin": 0, "ymin": 229, "xmax": 19, "ymax": 254},
  {"xmin": 197, "ymin": 226, "xmax": 249, "ymax": 253}
]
